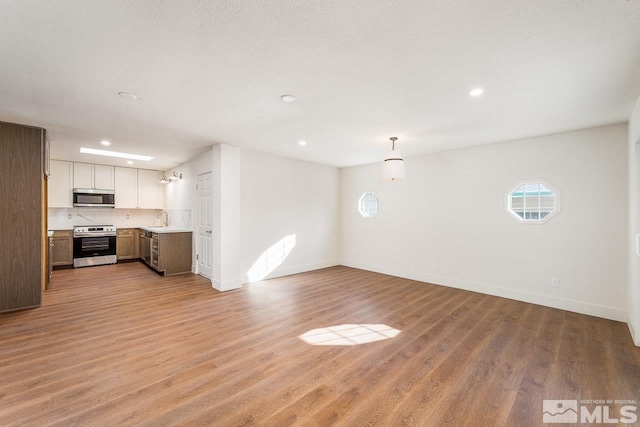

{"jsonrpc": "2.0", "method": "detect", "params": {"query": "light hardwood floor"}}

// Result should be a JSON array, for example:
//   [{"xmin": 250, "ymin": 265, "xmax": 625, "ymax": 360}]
[{"xmin": 1, "ymin": 263, "xmax": 639, "ymax": 426}]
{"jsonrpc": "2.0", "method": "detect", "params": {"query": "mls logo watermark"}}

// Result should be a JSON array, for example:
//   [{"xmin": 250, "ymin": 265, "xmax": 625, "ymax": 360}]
[
  {"xmin": 543, "ymin": 399, "xmax": 638, "ymax": 424},
  {"xmin": 543, "ymin": 400, "xmax": 578, "ymax": 423}
]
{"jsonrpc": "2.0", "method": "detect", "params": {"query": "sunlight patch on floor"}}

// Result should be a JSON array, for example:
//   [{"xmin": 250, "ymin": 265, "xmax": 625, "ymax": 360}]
[{"xmin": 299, "ymin": 324, "xmax": 401, "ymax": 346}]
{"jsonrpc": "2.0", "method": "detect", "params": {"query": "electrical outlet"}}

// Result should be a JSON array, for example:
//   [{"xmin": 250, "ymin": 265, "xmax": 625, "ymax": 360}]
[{"xmin": 551, "ymin": 278, "xmax": 559, "ymax": 288}]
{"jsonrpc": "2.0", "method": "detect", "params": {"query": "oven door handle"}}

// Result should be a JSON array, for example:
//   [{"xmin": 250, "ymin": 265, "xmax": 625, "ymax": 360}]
[{"xmin": 74, "ymin": 233, "xmax": 116, "ymax": 237}]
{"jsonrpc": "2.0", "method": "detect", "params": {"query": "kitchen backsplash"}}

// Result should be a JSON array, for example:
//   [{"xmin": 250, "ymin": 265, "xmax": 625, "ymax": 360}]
[
  {"xmin": 48, "ymin": 208, "xmax": 192, "ymax": 230},
  {"xmin": 165, "ymin": 208, "xmax": 192, "ymax": 229}
]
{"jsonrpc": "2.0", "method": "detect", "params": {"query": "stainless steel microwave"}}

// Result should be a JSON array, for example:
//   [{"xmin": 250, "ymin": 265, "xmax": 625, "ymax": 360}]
[{"xmin": 73, "ymin": 188, "xmax": 115, "ymax": 208}]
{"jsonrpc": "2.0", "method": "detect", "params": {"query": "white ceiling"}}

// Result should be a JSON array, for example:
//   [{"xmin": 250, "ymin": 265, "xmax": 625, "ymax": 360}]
[{"xmin": 1, "ymin": 0, "xmax": 639, "ymax": 170}]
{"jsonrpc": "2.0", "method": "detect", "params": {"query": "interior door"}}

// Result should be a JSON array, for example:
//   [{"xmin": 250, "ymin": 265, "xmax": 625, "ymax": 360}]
[{"xmin": 197, "ymin": 173, "xmax": 213, "ymax": 279}]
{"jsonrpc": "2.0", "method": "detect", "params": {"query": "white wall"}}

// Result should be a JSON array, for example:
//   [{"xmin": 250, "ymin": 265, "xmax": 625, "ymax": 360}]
[
  {"xmin": 164, "ymin": 149, "xmax": 212, "ymax": 213},
  {"xmin": 628, "ymin": 97, "xmax": 640, "ymax": 345},
  {"xmin": 212, "ymin": 144, "xmax": 242, "ymax": 291},
  {"xmin": 165, "ymin": 147, "xmax": 340, "ymax": 287},
  {"xmin": 241, "ymin": 150, "xmax": 340, "ymax": 283},
  {"xmin": 341, "ymin": 124, "xmax": 628, "ymax": 321}
]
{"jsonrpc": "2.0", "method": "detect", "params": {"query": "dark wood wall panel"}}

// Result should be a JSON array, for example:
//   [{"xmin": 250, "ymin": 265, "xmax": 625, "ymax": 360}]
[{"xmin": 0, "ymin": 121, "xmax": 43, "ymax": 311}]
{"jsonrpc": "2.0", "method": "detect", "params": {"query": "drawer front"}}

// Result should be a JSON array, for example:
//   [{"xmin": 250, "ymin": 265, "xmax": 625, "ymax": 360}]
[
  {"xmin": 117, "ymin": 228, "xmax": 136, "ymax": 236},
  {"xmin": 50, "ymin": 230, "xmax": 73, "ymax": 238}
]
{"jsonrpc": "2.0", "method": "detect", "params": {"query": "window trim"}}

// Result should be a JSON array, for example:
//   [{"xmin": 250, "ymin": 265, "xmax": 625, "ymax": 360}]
[
  {"xmin": 504, "ymin": 179, "xmax": 561, "ymax": 224},
  {"xmin": 358, "ymin": 191, "xmax": 381, "ymax": 218}
]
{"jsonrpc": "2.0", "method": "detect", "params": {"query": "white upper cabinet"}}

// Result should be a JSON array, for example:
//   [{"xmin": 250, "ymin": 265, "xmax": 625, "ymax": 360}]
[
  {"xmin": 94, "ymin": 165, "xmax": 115, "ymax": 190},
  {"xmin": 73, "ymin": 163, "xmax": 93, "ymax": 189},
  {"xmin": 48, "ymin": 160, "xmax": 73, "ymax": 208},
  {"xmin": 50, "ymin": 161, "xmax": 163, "ymax": 210},
  {"xmin": 137, "ymin": 169, "xmax": 164, "ymax": 209},
  {"xmin": 73, "ymin": 163, "xmax": 114, "ymax": 190},
  {"xmin": 114, "ymin": 167, "xmax": 138, "ymax": 208}
]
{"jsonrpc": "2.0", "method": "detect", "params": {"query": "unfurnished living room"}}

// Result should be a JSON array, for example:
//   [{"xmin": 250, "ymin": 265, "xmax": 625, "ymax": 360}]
[{"xmin": 1, "ymin": 1, "xmax": 640, "ymax": 426}]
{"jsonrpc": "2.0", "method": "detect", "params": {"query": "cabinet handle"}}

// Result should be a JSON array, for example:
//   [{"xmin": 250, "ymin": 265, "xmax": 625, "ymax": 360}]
[
  {"xmin": 206, "ymin": 230, "xmax": 212, "ymax": 235},
  {"xmin": 636, "ymin": 234, "xmax": 640, "ymax": 257}
]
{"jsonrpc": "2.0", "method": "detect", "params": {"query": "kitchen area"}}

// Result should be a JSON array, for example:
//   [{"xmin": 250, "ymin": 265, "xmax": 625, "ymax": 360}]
[{"xmin": 48, "ymin": 160, "xmax": 194, "ymax": 280}]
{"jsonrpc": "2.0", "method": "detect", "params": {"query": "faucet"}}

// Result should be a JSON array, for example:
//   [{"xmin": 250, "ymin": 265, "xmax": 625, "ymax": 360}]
[{"xmin": 158, "ymin": 210, "xmax": 169, "ymax": 227}]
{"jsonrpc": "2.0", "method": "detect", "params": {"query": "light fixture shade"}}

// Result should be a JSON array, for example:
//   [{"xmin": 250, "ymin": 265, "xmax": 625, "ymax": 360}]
[
  {"xmin": 159, "ymin": 176, "xmax": 169, "ymax": 184},
  {"xmin": 168, "ymin": 171, "xmax": 182, "ymax": 181},
  {"xmin": 381, "ymin": 150, "xmax": 406, "ymax": 181}
]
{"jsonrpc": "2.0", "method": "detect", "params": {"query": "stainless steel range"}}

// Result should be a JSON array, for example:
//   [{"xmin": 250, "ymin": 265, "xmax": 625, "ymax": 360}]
[{"xmin": 73, "ymin": 225, "xmax": 117, "ymax": 268}]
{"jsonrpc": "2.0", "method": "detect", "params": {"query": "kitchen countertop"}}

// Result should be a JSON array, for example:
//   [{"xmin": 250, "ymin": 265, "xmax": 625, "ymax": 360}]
[
  {"xmin": 138, "ymin": 226, "xmax": 192, "ymax": 234},
  {"xmin": 47, "ymin": 226, "xmax": 192, "ymax": 234}
]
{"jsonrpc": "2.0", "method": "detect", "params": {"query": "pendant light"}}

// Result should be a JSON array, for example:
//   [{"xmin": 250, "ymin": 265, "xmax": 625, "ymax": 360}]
[{"xmin": 381, "ymin": 137, "xmax": 406, "ymax": 181}]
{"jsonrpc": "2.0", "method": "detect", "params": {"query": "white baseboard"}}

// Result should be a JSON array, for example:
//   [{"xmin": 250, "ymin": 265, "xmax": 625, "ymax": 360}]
[
  {"xmin": 211, "ymin": 278, "xmax": 242, "ymax": 292},
  {"xmin": 211, "ymin": 260, "xmax": 339, "ymax": 290},
  {"xmin": 342, "ymin": 260, "xmax": 627, "ymax": 322},
  {"xmin": 629, "ymin": 320, "xmax": 639, "ymax": 347},
  {"xmin": 245, "ymin": 259, "xmax": 339, "ymax": 284}
]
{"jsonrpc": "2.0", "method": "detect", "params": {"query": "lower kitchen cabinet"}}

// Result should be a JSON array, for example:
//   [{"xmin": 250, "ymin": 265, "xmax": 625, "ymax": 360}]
[
  {"xmin": 143, "ymin": 232, "xmax": 192, "ymax": 276},
  {"xmin": 51, "ymin": 230, "xmax": 73, "ymax": 267},
  {"xmin": 116, "ymin": 228, "xmax": 138, "ymax": 260}
]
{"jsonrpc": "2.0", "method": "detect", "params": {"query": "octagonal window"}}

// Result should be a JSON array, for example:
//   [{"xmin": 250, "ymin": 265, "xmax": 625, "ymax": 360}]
[
  {"xmin": 359, "ymin": 191, "xmax": 380, "ymax": 218},
  {"xmin": 506, "ymin": 180, "xmax": 560, "ymax": 223}
]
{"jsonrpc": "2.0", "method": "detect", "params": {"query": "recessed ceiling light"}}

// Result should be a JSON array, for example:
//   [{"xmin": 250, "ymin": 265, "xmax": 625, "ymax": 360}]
[
  {"xmin": 299, "ymin": 140, "xmax": 307, "ymax": 146},
  {"xmin": 101, "ymin": 140, "xmax": 110, "ymax": 146},
  {"xmin": 281, "ymin": 94, "xmax": 296, "ymax": 103},
  {"xmin": 80, "ymin": 147, "xmax": 153, "ymax": 161},
  {"xmin": 469, "ymin": 88, "xmax": 484, "ymax": 97},
  {"xmin": 127, "ymin": 160, "xmax": 133, "ymax": 165},
  {"xmin": 118, "ymin": 91, "xmax": 138, "ymax": 101}
]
